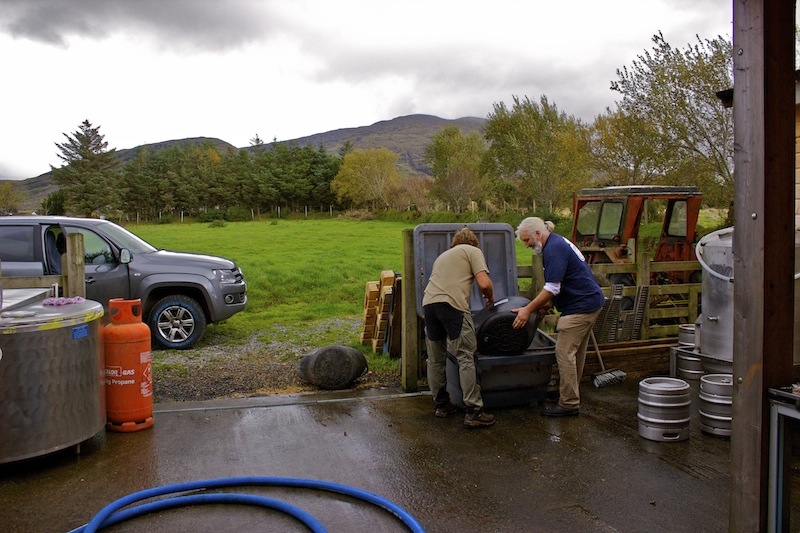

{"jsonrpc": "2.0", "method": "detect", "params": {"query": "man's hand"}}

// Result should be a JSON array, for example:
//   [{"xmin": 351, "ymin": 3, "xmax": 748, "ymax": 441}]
[
  {"xmin": 475, "ymin": 270, "xmax": 494, "ymax": 308},
  {"xmin": 511, "ymin": 306, "xmax": 532, "ymax": 329}
]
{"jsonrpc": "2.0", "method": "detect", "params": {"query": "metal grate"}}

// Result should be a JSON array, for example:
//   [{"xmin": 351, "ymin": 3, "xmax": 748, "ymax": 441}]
[{"xmin": 594, "ymin": 284, "xmax": 624, "ymax": 343}]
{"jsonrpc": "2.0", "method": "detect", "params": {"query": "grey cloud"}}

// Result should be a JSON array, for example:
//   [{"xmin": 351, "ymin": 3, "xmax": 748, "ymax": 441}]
[
  {"xmin": 0, "ymin": 0, "xmax": 279, "ymax": 51},
  {"xmin": 305, "ymin": 36, "xmax": 618, "ymax": 122}
]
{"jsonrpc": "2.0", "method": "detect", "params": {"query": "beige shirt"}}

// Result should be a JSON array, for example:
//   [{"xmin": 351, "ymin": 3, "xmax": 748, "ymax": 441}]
[{"xmin": 422, "ymin": 244, "xmax": 490, "ymax": 313}]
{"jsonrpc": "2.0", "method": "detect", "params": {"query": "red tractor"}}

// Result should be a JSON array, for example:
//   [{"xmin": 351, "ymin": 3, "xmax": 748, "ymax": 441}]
[{"xmin": 570, "ymin": 185, "xmax": 702, "ymax": 285}]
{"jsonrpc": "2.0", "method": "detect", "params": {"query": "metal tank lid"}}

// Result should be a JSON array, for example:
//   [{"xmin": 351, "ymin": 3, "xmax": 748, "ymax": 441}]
[
  {"xmin": 412, "ymin": 223, "xmax": 519, "ymax": 317},
  {"xmin": 0, "ymin": 288, "xmax": 50, "ymax": 313},
  {"xmin": 0, "ymin": 298, "xmax": 104, "ymax": 333}
]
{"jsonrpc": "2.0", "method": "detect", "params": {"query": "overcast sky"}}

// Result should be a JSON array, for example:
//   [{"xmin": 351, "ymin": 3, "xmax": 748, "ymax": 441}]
[{"xmin": 0, "ymin": 0, "xmax": 758, "ymax": 180}]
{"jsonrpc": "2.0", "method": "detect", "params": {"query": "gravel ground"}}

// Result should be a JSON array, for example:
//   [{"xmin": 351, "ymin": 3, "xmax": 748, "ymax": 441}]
[{"xmin": 152, "ymin": 319, "xmax": 402, "ymax": 403}]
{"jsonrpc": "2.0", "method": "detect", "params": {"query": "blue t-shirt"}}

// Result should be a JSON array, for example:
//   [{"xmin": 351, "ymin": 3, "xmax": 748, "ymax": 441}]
[{"xmin": 542, "ymin": 233, "xmax": 605, "ymax": 315}]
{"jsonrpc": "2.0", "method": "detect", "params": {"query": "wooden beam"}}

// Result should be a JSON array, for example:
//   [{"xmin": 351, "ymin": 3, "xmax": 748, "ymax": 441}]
[
  {"xmin": 63, "ymin": 233, "xmax": 86, "ymax": 298},
  {"xmin": 401, "ymin": 229, "xmax": 420, "ymax": 392},
  {"xmin": 731, "ymin": 1, "xmax": 796, "ymax": 530}
]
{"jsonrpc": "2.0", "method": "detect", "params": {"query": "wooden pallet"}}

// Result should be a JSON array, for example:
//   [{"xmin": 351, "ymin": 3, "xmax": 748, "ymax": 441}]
[{"xmin": 361, "ymin": 270, "xmax": 396, "ymax": 353}]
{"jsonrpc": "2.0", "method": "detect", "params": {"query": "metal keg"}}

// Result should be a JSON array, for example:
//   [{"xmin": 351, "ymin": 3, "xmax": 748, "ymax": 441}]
[
  {"xmin": 678, "ymin": 324, "xmax": 696, "ymax": 347},
  {"xmin": 700, "ymin": 356, "xmax": 732, "ymax": 375},
  {"xmin": 699, "ymin": 374, "xmax": 733, "ymax": 437},
  {"xmin": 676, "ymin": 351, "xmax": 704, "ymax": 381},
  {"xmin": 637, "ymin": 377, "xmax": 691, "ymax": 442}
]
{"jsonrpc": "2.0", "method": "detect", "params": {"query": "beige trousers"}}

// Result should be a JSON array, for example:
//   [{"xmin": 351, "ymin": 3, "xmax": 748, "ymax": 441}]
[{"xmin": 555, "ymin": 309, "xmax": 602, "ymax": 409}]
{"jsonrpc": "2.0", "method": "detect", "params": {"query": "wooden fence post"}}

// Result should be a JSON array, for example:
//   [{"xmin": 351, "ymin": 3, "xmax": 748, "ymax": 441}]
[
  {"xmin": 401, "ymin": 229, "xmax": 420, "ymax": 392},
  {"xmin": 64, "ymin": 233, "xmax": 85, "ymax": 298}
]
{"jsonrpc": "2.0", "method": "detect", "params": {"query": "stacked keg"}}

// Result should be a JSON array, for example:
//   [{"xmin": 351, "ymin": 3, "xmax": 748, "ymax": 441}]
[
  {"xmin": 698, "ymin": 374, "xmax": 733, "ymax": 437},
  {"xmin": 674, "ymin": 324, "xmax": 703, "ymax": 381}
]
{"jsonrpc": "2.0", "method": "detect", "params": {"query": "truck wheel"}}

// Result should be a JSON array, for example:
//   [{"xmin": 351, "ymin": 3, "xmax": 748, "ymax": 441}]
[{"xmin": 148, "ymin": 295, "xmax": 207, "ymax": 350}]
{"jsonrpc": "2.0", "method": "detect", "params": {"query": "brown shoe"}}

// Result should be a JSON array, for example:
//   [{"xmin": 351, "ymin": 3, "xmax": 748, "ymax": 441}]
[
  {"xmin": 434, "ymin": 403, "xmax": 459, "ymax": 418},
  {"xmin": 463, "ymin": 410, "xmax": 496, "ymax": 428}
]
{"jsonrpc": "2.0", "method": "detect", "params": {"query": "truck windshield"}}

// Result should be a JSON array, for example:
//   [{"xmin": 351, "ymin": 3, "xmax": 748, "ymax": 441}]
[{"xmin": 93, "ymin": 221, "xmax": 158, "ymax": 254}]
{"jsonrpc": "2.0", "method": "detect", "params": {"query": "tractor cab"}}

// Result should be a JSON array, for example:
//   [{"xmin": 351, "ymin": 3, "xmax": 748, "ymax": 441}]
[{"xmin": 571, "ymin": 185, "xmax": 702, "ymax": 284}]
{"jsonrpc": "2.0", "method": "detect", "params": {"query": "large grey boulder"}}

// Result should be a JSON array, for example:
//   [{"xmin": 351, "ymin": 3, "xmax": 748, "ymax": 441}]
[{"xmin": 297, "ymin": 345, "xmax": 368, "ymax": 390}]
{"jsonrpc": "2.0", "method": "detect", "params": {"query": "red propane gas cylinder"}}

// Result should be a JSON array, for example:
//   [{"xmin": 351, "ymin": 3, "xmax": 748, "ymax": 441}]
[{"xmin": 104, "ymin": 298, "xmax": 154, "ymax": 432}]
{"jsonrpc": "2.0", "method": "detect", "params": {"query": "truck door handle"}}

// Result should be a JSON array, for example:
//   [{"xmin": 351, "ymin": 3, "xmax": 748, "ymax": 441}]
[{"xmin": 85, "ymin": 277, "xmax": 96, "ymax": 284}]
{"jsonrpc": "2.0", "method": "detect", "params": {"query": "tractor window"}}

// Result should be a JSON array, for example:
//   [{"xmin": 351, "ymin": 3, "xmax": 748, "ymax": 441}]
[
  {"xmin": 667, "ymin": 200, "xmax": 688, "ymax": 237},
  {"xmin": 597, "ymin": 201, "xmax": 624, "ymax": 239},
  {"xmin": 576, "ymin": 201, "xmax": 601, "ymax": 236}
]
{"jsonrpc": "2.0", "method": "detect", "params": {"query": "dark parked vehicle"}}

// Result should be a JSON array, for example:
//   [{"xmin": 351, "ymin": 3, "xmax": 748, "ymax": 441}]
[{"xmin": 0, "ymin": 216, "xmax": 247, "ymax": 349}]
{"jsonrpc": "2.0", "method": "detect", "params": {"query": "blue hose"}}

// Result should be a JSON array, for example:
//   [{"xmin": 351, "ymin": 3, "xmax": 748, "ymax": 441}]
[
  {"xmin": 71, "ymin": 476, "xmax": 426, "ymax": 533},
  {"xmin": 72, "ymin": 493, "xmax": 325, "ymax": 532}
]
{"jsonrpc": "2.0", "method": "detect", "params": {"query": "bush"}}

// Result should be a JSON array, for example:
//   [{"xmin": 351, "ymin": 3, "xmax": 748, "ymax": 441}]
[
  {"xmin": 340, "ymin": 209, "xmax": 376, "ymax": 220},
  {"xmin": 225, "ymin": 206, "xmax": 251, "ymax": 222},
  {"xmin": 197, "ymin": 210, "xmax": 226, "ymax": 223}
]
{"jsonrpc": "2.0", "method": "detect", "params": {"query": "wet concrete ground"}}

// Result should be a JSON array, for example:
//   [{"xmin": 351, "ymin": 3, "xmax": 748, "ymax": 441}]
[{"xmin": 1, "ymin": 378, "xmax": 731, "ymax": 533}]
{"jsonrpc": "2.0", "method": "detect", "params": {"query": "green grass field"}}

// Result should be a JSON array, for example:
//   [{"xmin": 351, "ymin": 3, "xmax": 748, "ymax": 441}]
[{"xmin": 130, "ymin": 219, "xmax": 419, "ymax": 370}]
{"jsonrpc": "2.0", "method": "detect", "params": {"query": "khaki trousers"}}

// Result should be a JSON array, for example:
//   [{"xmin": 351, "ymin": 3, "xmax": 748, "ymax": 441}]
[
  {"xmin": 555, "ymin": 309, "xmax": 602, "ymax": 409},
  {"xmin": 426, "ymin": 312, "xmax": 483, "ymax": 411}
]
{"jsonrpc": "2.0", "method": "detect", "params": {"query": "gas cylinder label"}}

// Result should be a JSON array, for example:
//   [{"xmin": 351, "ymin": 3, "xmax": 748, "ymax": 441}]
[
  {"xmin": 142, "ymin": 362, "xmax": 153, "ymax": 397},
  {"xmin": 72, "ymin": 325, "xmax": 89, "ymax": 340},
  {"xmin": 104, "ymin": 366, "xmax": 135, "ymax": 386},
  {"xmin": 140, "ymin": 351, "xmax": 152, "ymax": 364}
]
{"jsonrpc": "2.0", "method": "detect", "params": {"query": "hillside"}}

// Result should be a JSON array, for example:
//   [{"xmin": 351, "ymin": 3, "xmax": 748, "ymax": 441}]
[
  {"xmin": 8, "ymin": 115, "xmax": 486, "ymax": 212},
  {"xmin": 270, "ymin": 114, "xmax": 486, "ymax": 175}
]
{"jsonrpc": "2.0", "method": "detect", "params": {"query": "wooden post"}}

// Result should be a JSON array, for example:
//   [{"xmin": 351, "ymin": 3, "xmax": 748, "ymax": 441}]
[
  {"xmin": 530, "ymin": 253, "xmax": 544, "ymax": 296},
  {"xmin": 730, "ymin": 1, "xmax": 795, "ymax": 530},
  {"xmin": 687, "ymin": 285, "xmax": 699, "ymax": 325},
  {"xmin": 63, "ymin": 233, "xmax": 86, "ymax": 298},
  {"xmin": 401, "ymin": 229, "xmax": 420, "ymax": 392}
]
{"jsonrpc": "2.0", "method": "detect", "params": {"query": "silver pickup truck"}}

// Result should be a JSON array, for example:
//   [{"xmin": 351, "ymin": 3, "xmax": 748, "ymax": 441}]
[{"xmin": 0, "ymin": 216, "xmax": 247, "ymax": 350}]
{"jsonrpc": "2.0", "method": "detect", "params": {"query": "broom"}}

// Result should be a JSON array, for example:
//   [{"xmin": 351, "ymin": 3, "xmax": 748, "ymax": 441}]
[{"xmin": 590, "ymin": 329, "xmax": 627, "ymax": 387}]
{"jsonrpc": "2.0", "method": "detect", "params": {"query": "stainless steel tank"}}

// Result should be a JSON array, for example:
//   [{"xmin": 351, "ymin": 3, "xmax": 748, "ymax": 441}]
[
  {"xmin": 696, "ymin": 227, "xmax": 734, "ymax": 362},
  {"xmin": 0, "ymin": 295, "xmax": 105, "ymax": 464},
  {"xmin": 696, "ymin": 228, "xmax": 800, "ymax": 367}
]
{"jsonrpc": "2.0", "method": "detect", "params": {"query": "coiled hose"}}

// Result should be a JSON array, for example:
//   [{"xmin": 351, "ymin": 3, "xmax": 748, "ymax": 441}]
[
  {"xmin": 69, "ymin": 476, "xmax": 426, "ymax": 533},
  {"xmin": 695, "ymin": 227, "xmax": 735, "ymax": 283},
  {"xmin": 696, "ymin": 226, "xmax": 800, "ymax": 282}
]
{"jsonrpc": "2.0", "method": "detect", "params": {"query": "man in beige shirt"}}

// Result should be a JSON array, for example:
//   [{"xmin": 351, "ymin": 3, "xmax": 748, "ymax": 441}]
[{"xmin": 422, "ymin": 227, "xmax": 496, "ymax": 428}]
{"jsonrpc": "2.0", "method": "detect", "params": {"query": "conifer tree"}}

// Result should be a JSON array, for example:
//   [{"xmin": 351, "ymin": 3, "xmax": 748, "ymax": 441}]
[{"xmin": 51, "ymin": 119, "xmax": 120, "ymax": 217}]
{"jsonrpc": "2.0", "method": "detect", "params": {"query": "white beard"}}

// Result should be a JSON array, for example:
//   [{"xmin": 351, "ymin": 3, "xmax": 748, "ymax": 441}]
[{"xmin": 533, "ymin": 242, "xmax": 543, "ymax": 255}]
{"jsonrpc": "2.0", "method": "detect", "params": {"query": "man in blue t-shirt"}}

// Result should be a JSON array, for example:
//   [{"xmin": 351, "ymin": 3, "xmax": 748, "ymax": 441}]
[{"xmin": 511, "ymin": 217, "xmax": 605, "ymax": 416}]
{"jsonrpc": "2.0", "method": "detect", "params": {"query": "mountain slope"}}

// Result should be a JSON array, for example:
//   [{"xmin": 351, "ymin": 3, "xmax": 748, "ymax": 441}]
[{"xmin": 273, "ymin": 114, "xmax": 486, "ymax": 174}]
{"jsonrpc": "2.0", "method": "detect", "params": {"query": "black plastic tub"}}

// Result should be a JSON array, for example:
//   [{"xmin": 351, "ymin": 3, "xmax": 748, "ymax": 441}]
[
  {"xmin": 473, "ymin": 296, "xmax": 540, "ymax": 356},
  {"xmin": 446, "ymin": 328, "xmax": 556, "ymax": 410}
]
